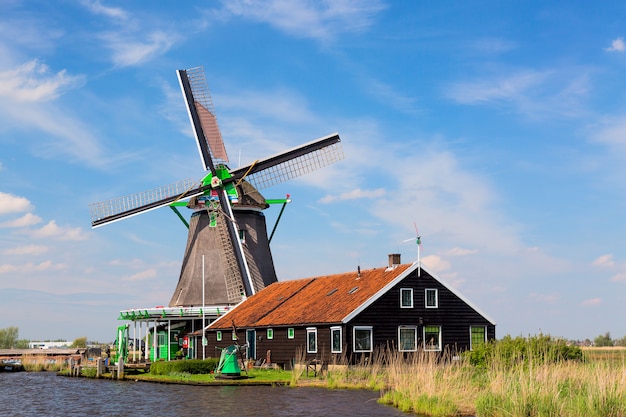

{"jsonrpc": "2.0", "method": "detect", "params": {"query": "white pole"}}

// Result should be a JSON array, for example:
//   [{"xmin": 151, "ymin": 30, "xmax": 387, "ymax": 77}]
[
  {"xmin": 418, "ymin": 242, "xmax": 421, "ymax": 277},
  {"xmin": 202, "ymin": 254, "xmax": 206, "ymax": 360},
  {"xmin": 167, "ymin": 319, "xmax": 171, "ymax": 361}
]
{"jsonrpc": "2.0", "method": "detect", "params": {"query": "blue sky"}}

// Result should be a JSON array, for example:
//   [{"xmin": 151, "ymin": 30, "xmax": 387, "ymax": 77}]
[{"xmin": 1, "ymin": 0, "xmax": 626, "ymax": 343}]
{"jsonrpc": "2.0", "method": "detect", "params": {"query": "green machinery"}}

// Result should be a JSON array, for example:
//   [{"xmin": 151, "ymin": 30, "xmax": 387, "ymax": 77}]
[
  {"xmin": 148, "ymin": 329, "xmax": 187, "ymax": 361},
  {"xmin": 216, "ymin": 345, "xmax": 246, "ymax": 379},
  {"xmin": 114, "ymin": 324, "xmax": 129, "ymax": 364}
]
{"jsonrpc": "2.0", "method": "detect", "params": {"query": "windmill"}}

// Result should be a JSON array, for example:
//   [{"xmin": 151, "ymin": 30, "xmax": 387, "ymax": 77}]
[{"xmin": 89, "ymin": 66, "xmax": 343, "ymax": 308}]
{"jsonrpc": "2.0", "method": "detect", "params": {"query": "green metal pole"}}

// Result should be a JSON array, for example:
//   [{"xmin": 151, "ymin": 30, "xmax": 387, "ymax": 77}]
[
  {"xmin": 169, "ymin": 206, "xmax": 189, "ymax": 229},
  {"xmin": 268, "ymin": 194, "xmax": 291, "ymax": 244}
]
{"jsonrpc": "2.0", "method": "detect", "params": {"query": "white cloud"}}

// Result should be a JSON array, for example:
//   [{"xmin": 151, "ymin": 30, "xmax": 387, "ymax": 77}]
[
  {"xmin": 446, "ymin": 247, "xmax": 479, "ymax": 256},
  {"xmin": 0, "ymin": 213, "xmax": 42, "ymax": 228},
  {"xmin": 422, "ymin": 254, "xmax": 450, "ymax": 272},
  {"xmin": 27, "ymin": 220, "xmax": 88, "ymax": 241},
  {"xmin": 3, "ymin": 245, "xmax": 49, "ymax": 256},
  {"xmin": 592, "ymin": 253, "xmax": 614, "ymax": 267},
  {"xmin": 0, "ymin": 60, "xmax": 84, "ymax": 102},
  {"xmin": 0, "ymin": 192, "xmax": 33, "ymax": 214},
  {"xmin": 605, "ymin": 37, "xmax": 625, "ymax": 52},
  {"xmin": 529, "ymin": 292, "xmax": 560, "ymax": 303},
  {"xmin": 0, "ymin": 260, "xmax": 66, "ymax": 274},
  {"xmin": 445, "ymin": 69, "xmax": 590, "ymax": 119},
  {"xmin": 319, "ymin": 187, "xmax": 385, "ymax": 203},
  {"xmin": 80, "ymin": 0, "xmax": 128, "ymax": 20},
  {"xmin": 610, "ymin": 273, "xmax": 626, "ymax": 283},
  {"xmin": 124, "ymin": 268, "xmax": 158, "ymax": 281},
  {"xmin": 217, "ymin": 0, "xmax": 385, "ymax": 42},
  {"xmin": 580, "ymin": 297, "xmax": 602, "ymax": 306},
  {"xmin": 101, "ymin": 31, "xmax": 179, "ymax": 68}
]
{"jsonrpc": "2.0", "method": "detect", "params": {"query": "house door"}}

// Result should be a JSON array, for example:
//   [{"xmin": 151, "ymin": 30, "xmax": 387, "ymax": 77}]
[{"xmin": 246, "ymin": 330, "xmax": 256, "ymax": 361}]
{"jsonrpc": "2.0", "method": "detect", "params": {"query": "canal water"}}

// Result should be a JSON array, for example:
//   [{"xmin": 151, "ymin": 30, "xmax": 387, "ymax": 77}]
[{"xmin": 0, "ymin": 372, "xmax": 407, "ymax": 416}]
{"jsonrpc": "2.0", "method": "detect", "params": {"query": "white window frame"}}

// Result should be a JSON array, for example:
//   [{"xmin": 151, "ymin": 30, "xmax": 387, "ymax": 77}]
[
  {"xmin": 470, "ymin": 326, "xmax": 487, "ymax": 350},
  {"xmin": 231, "ymin": 330, "xmax": 237, "ymax": 341},
  {"xmin": 400, "ymin": 288, "xmax": 414, "ymax": 308},
  {"xmin": 425, "ymin": 288, "xmax": 438, "ymax": 308},
  {"xmin": 353, "ymin": 326, "xmax": 373, "ymax": 353},
  {"xmin": 306, "ymin": 327, "xmax": 317, "ymax": 354},
  {"xmin": 267, "ymin": 328, "xmax": 273, "ymax": 340},
  {"xmin": 398, "ymin": 326, "xmax": 418, "ymax": 352},
  {"xmin": 423, "ymin": 325, "xmax": 442, "ymax": 351},
  {"xmin": 287, "ymin": 327, "xmax": 295, "ymax": 339},
  {"xmin": 216, "ymin": 331, "xmax": 222, "ymax": 342},
  {"xmin": 330, "ymin": 326, "xmax": 342, "ymax": 354}
]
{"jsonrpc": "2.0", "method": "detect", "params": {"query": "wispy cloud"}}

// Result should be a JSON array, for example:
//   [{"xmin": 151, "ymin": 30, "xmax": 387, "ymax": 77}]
[
  {"xmin": 0, "ymin": 260, "xmax": 66, "ymax": 275},
  {"xmin": 124, "ymin": 268, "xmax": 157, "ymax": 281},
  {"xmin": 580, "ymin": 297, "xmax": 602, "ymax": 306},
  {"xmin": 0, "ymin": 192, "xmax": 34, "ymax": 214},
  {"xmin": 319, "ymin": 187, "xmax": 385, "ymax": 203},
  {"xmin": 446, "ymin": 247, "xmax": 479, "ymax": 256},
  {"xmin": 592, "ymin": 253, "xmax": 614, "ymax": 267},
  {"xmin": 80, "ymin": 0, "xmax": 128, "ymax": 20},
  {"xmin": 215, "ymin": 0, "xmax": 385, "ymax": 42},
  {"xmin": 529, "ymin": 292, "xmax": 560, "ymax": 303},
  {"xmin": 0, "ymin": 213, "xmax": 42, "ymax": 228},
  {"xmin": 3, "ymin": 245, "xmax": 49, "ymax": 256},
  {"xmin": 100, "ymin": 31, "xmax": 179, "ymax": 68},
  {"xmin": 445, "ymin": 69, "xmax": 590, "ymax": 118},
  {"xmin": 0, "ymin": 60, "xmax": 84, "ymax": 102},
  {"xmin": 78, "ymin": 1, "xmax": 180, "ymax": 68},
  {"xmin": 605, "ymin": 37, "xmax": 625, "ymax": 52},
  {"xmin": 25, "ymin": 220, "xmax": 88, "ymax": 241}
]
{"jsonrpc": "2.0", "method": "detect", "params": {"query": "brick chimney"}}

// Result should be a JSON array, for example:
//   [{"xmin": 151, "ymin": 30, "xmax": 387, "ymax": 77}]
[{"xmin": 388, "ymin": 253, "xmax": 401, "ymax": 268}]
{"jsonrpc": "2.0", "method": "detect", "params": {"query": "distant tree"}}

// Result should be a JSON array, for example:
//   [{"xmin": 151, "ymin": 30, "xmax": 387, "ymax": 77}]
[
  {"xmin": 15, "ymin": 339, "xmax": 30, "ymax": 349},
  {"xmin": 594, "ymin": 332, "xmax": 613, "ymax": 347},
  {"xmin": 615, "ymin": 335, "xmax": 626, "ymax": 347},
  {"xmin": 0, "ymin": 327, "xmax": 20, "ymax": 349},
  {"xmin": 70, "ymin": 336, "xmax": 88, "ymax": 348}
]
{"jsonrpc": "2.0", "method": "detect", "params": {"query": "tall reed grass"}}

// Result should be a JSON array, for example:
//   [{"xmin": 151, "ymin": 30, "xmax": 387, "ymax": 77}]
[
  {"xmin": 301, "ymin": 336, "xmax": 626, "ymax": 417},
  {"xmin": 21, "ymin": 354, "xmax": 66, "ymax": 372}
]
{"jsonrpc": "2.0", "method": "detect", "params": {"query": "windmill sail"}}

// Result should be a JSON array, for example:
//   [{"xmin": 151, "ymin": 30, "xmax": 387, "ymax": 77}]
[{"xmin": 89, "ymin": 65, "xmax": 343, "ymax": 308}]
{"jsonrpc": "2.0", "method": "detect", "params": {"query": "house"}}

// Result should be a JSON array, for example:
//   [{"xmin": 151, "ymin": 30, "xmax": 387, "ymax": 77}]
[{"xmin": 202, "ymin": 254, "xmax": 495, "ymax": 369}]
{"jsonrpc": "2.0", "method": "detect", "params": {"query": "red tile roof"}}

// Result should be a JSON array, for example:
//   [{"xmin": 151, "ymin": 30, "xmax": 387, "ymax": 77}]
[{"xmin": 209, "ymin": 263, "xmax": 413, "ymax": 329}]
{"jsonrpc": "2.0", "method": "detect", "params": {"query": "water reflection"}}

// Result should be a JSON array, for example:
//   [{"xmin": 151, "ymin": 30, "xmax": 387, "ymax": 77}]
[{"xmin": 0, "ymin": 372, "xmax": 406, "ymax": 416}]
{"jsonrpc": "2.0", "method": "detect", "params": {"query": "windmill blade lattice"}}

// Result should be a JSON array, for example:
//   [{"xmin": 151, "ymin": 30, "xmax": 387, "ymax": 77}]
[
  {"xmin": 229, "ymin": 133, "xmax": 343, "ymax": 191},
  {"xmin": 89, "ymin": 178, "xmax": 202, "ymax": 227}
]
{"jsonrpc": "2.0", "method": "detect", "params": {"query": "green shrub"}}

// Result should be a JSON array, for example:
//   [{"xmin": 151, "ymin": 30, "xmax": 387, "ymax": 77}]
[
  {"xmin": 150, "ymin": 358, "xmax": 218, "ymax": 375},
  {"xmin": 464, "ymin": 334, "xmax": 583, "ymax": 367}
]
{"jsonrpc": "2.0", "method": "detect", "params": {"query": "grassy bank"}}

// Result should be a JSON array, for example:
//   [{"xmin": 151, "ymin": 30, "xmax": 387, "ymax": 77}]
[
  {"xmin": 296, "ymin": 337, "xmax": 626, "ymax": 417},
  {"xmin": 52, "ymin": 338, "xmax": 626, "ymax": 417}
]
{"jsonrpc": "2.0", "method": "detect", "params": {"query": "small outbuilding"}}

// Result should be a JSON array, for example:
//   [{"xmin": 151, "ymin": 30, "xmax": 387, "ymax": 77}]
[{"xmin": 203, "ymin": 254, "xmax": 495, "ymax": 369}]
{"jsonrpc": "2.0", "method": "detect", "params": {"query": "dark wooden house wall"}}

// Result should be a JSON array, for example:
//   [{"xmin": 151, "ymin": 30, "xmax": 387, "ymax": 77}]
[
  {"xmin": 349, "ymin": 269, "xmax": 495, "ymax": 357},
  {"xmin": 203, "ymin": 268, "xmax": 495, "ymax": 368}
]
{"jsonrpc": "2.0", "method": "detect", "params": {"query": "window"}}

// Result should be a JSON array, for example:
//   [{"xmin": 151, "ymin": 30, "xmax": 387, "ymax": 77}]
[
  {"xmin": 231, "ymin": 330, "xmax": 237, "ymax": 341},
  {"xmin": 425, "ymin": 288, "xmax": 438, "ymax": 308},
  {"xmin": 216, "ymin": 331, "xmax": 222, "ymax": 342},
  {"xmin": 400, "ymin": 288, "xmax": 414, "ymax": 308},
  {"xmin": 331, "ymin": 326, "xmax": 342, "ymax": 353},
  {"xmin": 470, "ymin": 326, "xmax": 486, "ymax": 350},
  {"xmin": 288, "ymin": 328, "xmax": 295, "ymax": 339},
  {"xmin": 398, "ymin": 326, "xmax": 417, "ymax": 351},
  {"xmin": 306, "ymin": 328, "xmax": 317, "ymax": 353},
  {"xmin": 157, "ymin": 333, "xmax": 166, "ymax": 345},
  {"xmin": 423, "ymin": 325, "xmax": 441, "ymax": 351},
  {"xmin": 238, "ymin": 229, "xmax": 246, "ymax": 243},
  {"xmin": 353, "ymin": 326, "xmax": 373, "ymax": 352},
  {"xmin": 267, "ymin": 328, "xmax": 273, "ymax": 340}
]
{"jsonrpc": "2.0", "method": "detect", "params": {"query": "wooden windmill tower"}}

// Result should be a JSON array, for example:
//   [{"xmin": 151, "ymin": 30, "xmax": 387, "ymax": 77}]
[{"xmin": 89, "ymin": 66, "xmax": 343, "ymax": 308}]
